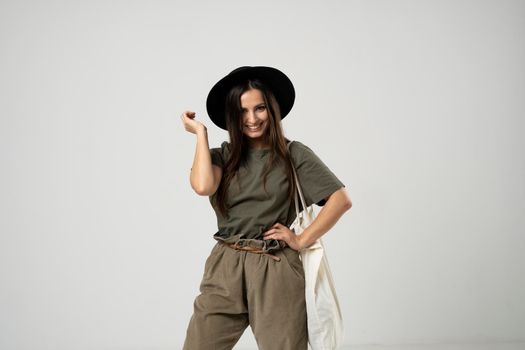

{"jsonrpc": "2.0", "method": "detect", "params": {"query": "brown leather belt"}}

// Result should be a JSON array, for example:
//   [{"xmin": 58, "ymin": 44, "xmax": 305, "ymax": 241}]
[{"xmin": 225, "ymin": 242, "xmax": 281, "ymax": 262}]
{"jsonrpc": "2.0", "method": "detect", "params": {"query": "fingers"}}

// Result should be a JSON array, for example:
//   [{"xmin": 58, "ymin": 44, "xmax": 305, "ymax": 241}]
[
  {"xmin": 263, "ymin": 227, "xmax": 288, "ymax": 241},
  {"xmin": 264, "ymin": 223, "xmax": 287, "ymax": 236},
  {"xmin": 262, "ymin": 224, "xmax": 300, "ymax": 250},
  {"xmin": 181, "ymin": 110, "xmax": 196, "ymax": 120},
  {"xmin": 264, "ymin": 233, "xmax": 283, "ymax": 241},
  {"xmin": 263, "ymin": 228, "xmax": 276, "ymax": 237},
  {"xmin": 263, "ymin": 228, "xmax": 280, "ymax": 241},
  {"xmin": 180, "ymin": 111, "xmax": 203, "ymax": 134}
]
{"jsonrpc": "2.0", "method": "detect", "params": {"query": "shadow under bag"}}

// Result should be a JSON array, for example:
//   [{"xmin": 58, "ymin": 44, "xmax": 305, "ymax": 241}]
[{"xmin": 287, "ymin": 140, "xmax": 344, "ymax": 350}]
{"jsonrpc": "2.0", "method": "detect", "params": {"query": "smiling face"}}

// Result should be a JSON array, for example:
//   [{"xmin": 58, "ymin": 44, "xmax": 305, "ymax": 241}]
[{"xmin": 240, "ymin": 88, "xmax": 270, "ymax": 148}]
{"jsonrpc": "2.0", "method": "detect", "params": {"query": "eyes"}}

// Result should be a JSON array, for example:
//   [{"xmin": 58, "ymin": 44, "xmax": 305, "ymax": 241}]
[{"xmin": 241, "ymin": 105, "xmax": 266, "ymax": 113}]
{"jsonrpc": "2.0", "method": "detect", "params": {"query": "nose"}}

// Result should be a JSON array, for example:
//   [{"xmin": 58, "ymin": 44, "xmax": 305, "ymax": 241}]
[{"xmin": 245, "ymin": 110, "xmax": 257, "ymax": 123}]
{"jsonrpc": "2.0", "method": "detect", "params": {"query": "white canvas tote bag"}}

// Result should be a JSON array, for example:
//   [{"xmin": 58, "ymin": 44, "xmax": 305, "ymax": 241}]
[{"xmin": 287, "ymin": 141, "xmax": 344, "ymax": 350}]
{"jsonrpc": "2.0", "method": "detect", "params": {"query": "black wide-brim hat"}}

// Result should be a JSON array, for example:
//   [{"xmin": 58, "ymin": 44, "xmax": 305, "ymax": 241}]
[{"xmin": 206, "ymin": 66, "xmax": 295, "ymax": 130}]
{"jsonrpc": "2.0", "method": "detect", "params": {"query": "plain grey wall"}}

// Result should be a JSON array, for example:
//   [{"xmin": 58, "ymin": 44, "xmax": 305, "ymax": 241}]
[{"xmin": 1, "ymin": 0, "xmax": 524, "ymax": 349}]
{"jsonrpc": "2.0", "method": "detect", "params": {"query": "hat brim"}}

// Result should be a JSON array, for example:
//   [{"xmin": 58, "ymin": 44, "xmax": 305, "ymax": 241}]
[{"xmin": 206, "ymin": 66, "xmax": 295, "ymax": 130}]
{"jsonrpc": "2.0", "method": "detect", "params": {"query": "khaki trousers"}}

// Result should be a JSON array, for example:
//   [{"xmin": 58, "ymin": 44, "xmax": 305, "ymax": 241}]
[{"xmin": 183, "ymin": 241, "xmax": 308, "ymax": 350}]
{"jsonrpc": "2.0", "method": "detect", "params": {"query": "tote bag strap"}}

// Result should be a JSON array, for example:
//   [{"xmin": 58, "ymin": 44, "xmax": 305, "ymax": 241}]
[{"xmin": 286, "ymin": 141, "xmax": 311, "ymax": 218}]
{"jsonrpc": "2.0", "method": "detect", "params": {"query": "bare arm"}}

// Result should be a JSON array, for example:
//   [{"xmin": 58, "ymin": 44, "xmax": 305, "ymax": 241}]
[
  {"xmin": 296, "ymin": 187, "xmax": 352, "ymax": 249},
  {"xmin": 262, "ymin": 186, "xmax": 352, "ymax": 250},
  {"xmin": 181, "ymin": 110, "xmax": 222, "ymax": 196}
]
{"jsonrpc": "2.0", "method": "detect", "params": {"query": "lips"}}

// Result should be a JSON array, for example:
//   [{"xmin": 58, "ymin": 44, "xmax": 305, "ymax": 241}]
[{"xmin": 246, "ymin": 122, "xmax": 263, "ymax": 131}]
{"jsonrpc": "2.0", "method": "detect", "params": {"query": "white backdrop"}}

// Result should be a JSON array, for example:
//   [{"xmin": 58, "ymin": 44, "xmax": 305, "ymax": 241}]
[{"xmin": 1, "ymin": 0, "xmax": 524, "ymax": 349}]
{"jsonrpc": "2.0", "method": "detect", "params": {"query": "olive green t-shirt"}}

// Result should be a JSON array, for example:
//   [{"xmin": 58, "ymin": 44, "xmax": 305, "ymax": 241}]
[{"xmin": 208, "ymin": 140, "xmax": 345, "ymax": 244}]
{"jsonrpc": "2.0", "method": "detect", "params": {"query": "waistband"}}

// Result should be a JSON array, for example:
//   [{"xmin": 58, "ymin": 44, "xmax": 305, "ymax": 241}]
[
  {"xmin": 213, "ymin": 229, "xmax": 287, "ymax": 259},
  {"xmin": 220, "ymin": 241, "xmax": 282, "ymax": 262}
]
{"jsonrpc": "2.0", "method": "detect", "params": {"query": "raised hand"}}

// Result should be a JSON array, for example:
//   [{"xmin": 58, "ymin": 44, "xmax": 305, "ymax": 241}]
[{"xmin": 181, "ymin": 110, "xmax": 207, "ymax": 135}]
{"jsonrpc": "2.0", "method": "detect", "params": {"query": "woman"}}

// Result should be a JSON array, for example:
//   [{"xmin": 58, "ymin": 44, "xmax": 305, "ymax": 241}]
[{"xmin": 180, "ymin": 66, "xmax": 352, "ymax": 349}]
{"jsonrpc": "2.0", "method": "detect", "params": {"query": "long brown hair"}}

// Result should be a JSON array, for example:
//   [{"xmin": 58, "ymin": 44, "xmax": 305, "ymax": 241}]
[{"xmin": 212, "ymin": 79, "xmax": 297, "ymax": 219}]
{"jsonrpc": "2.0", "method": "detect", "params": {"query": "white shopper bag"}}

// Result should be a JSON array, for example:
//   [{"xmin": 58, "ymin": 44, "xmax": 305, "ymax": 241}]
[{"xmin": 287, "ymin": 141, "xmax": 344, "ymax": 350}]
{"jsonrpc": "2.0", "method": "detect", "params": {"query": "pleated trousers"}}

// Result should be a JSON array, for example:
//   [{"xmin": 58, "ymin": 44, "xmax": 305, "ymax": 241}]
[{"xmin": 183, "ymin": 240, "xmax": 308, "ymax": 350}]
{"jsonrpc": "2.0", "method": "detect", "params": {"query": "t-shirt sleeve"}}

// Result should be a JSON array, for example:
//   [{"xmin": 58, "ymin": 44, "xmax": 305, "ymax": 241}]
[
  {"xmin": 291, "ymin": 141, "xmax": 345, "ymax": 207},
  {"xmin": 210, "ymin": 146, "xmax": 223, "ymax": 168},
  {"xmin": 209, "ymin": 141, "xmax": 228, "ymax": 168}
]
